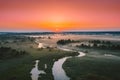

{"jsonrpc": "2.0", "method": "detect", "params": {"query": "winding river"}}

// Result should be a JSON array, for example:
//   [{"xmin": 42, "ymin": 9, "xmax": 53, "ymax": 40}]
[
  {"xmin": 30, "ymin": 47, "xmax": 86, "ymax": 80},
  {"xmin": 52, "ymin": 48, "xmax": 86, "ymax": 80}
]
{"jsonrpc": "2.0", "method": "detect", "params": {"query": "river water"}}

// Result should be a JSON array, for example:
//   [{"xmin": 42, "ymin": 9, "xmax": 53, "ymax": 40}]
[
  {"xmin": 30, "ymin": 47, "xmax": 86, "ymax": 80},
  {"xmin": 52, "ymin": 48, "xmax": 86, "ymax": 80},
  {"xmin": 30, "ymin": 60, "xmax": 46, "ymax": 80}
]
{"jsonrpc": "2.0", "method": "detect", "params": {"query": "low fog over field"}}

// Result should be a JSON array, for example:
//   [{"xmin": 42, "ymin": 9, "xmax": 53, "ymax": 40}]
[{"xmin": 0, "ymin": 32, "xmax": 120, "ymax": 80}]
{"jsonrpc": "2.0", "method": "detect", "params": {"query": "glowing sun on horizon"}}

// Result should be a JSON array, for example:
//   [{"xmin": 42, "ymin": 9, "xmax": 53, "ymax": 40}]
[
  {"xmin": 44, "ymin": 15, "xmax": 70, "ymax": 32},
  {"xmin": 49, "ymin": 16, "xmax": 64, "ymax": 32}
]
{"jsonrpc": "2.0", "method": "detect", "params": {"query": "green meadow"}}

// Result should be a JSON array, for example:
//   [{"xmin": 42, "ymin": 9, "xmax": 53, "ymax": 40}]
[{"xmin": 63, "ymin": 48, "xmax": 120, "ymax": 80}]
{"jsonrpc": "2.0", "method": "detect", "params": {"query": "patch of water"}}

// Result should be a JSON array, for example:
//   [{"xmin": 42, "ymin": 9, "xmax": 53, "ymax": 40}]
[
  {"xmin": 45, "ymin": 64, "xmax": 47, "ymax": 69},
  {"xmin": 30, "ymin": 60, "xmax": 46, "ymax": 80},
  {"xmin": 52, "ymin": 57, "xmax": 71, "ymax": 80}
]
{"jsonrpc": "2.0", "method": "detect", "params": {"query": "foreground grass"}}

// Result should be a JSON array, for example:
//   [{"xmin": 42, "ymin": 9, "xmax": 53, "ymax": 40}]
[
  {"xmin": 0, "ymin": 55, "xmax": 33, "ymax": 80},
  {"xmin": 0, "ymin": 46, "xmax": 77, "ymax": 80},
  {"xmin": 63, "ymin": 53, "xmax": 120, "ymax": 80}
]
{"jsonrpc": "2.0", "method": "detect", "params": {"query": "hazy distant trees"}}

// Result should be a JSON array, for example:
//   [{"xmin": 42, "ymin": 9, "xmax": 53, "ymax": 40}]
[
  {"xmin": 48, "ymin": 36, "xmax": 52, "ymax": 39},
  {"xmin": 57, "ymin": 39, "xmax": 80, "ymax": 45},
  {"xmin": 89, "ymin": 40, "xmax": 111, "ymax": 44},
  {"xmin": 0, "ymin": 34, "xmax": 35, "ymax": 45},
  {"xmin": 57, "ymin": 39, "xmax": 120, "ymax": 50},
  {"xmin": 0, "ymin": 47, "xmax": 28, "ymax": 60},
  {"xmin": 76, "ymin": 40, "xmax": 120, "ymax": 50}
]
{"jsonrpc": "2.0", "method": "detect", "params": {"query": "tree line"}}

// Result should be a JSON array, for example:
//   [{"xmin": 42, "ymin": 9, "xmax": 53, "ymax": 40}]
[
  {"xmin": 0, "ymin": 47, "xmax": 28, "ymax": 60},
  {"xmin": 57, "ymin": 39, "xmax": 80, "ymax": 45},
  {"xmin": 76, "ymin": 43, "xmax": 120, "ymax": 50},
  {"xmin": 88, "ymin": 40, "xmax": 111, "ymax": 44}
]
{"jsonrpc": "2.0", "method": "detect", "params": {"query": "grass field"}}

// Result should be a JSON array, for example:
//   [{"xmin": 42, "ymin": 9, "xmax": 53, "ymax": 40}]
[
  {"xmin": 0, "ymin": 38, "xmax": 78, "ymax": 80},
  {"xmin": 0, "ymin": 48, "xmax": 77, "ymax": 80},
  {"xmin": 63, "ymin": 49, "xmax": 120, "ymax": 80}
]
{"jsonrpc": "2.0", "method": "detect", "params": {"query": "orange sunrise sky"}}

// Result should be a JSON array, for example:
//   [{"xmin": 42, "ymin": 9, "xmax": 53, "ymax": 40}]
[{"xmin": 0, "ymin": 0, "xmax": 120, "ymax": 32}]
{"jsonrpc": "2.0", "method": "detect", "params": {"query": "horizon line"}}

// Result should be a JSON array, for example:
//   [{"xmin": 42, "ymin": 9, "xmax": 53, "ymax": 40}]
[{"xmin": 0, "ymin": 30, "xmax": 120, "ymax": 33}]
